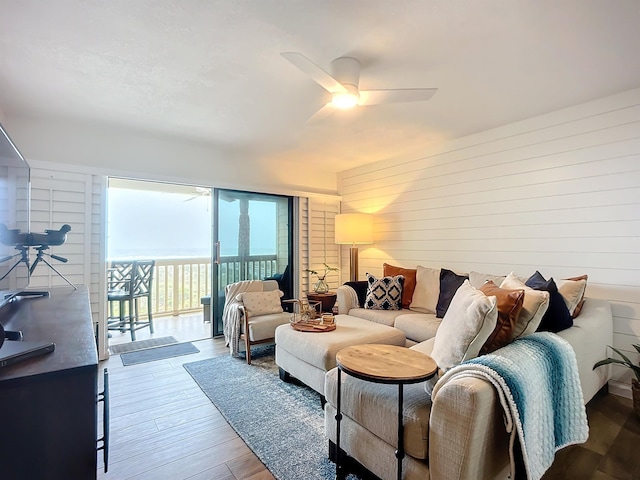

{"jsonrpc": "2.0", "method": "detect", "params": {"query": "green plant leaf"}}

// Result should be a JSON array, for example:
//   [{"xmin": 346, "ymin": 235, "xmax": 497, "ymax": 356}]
[
  {"xmin": 633, "ymin": 344, "xmax": 640, "ymax": 355},
  {"xmin": 593, "ymin": 358, "xmax": 630, "ymax": 370},
  {"xmin": 609, "ymin": 346, "xmax": 634, "ymax": 365}
]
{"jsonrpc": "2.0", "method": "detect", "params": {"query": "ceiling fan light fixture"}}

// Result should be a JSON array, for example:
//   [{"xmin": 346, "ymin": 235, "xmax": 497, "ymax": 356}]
[{"xmin": 332, "ymin": 91, "xmax": 359, "ymax": 109}]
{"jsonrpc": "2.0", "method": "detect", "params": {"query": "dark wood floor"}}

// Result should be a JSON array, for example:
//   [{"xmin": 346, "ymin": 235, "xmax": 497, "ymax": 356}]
[
  {"xmin": 98, "ymin": 337, "xmax": 638, "ymax": 480},
  {"xmin": 98, "ymin": 337, "xmax": 274, "ymax": 480}
]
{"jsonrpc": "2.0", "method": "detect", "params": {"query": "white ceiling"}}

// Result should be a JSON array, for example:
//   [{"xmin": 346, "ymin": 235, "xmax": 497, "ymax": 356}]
[{"xmin": 1, "ymin": 0, "xmax": 640, "ymax": 173}]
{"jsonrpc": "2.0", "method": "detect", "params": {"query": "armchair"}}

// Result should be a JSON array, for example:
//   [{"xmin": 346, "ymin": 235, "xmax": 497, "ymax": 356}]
[{"xmin": 223, "ymin": 279, "xmax": 291, "ymax": 364}]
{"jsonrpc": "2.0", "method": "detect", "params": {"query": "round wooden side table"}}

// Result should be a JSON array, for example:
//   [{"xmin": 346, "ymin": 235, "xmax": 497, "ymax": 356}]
[
  {"xmin": 334, "ymin": 344, "xmax": 437, "ymax": 480},
  {"xmin": 306, "ymin": 291, "xmax": 337, "ymax": 313}
]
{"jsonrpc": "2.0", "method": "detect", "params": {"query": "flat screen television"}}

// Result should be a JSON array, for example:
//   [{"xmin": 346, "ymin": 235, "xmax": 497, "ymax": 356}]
[{"xmin": 0, "ymin": 122, "xmax": 30, "ymax": 310}]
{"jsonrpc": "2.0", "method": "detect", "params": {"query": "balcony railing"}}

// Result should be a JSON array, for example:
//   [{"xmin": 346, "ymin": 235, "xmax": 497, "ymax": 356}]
[{"xmin": 110, "ymin": 255, "xmax": 278, "ymax": 318}]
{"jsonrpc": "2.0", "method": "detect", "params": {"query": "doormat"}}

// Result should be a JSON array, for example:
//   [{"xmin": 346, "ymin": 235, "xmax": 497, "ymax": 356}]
[
  {"xmin": 120, "ymin": 342, "xmax": 199, "ymax": 366},
  {"xmin": 109, "ymin": 336, "xmax": 178, "ymax": 355}
]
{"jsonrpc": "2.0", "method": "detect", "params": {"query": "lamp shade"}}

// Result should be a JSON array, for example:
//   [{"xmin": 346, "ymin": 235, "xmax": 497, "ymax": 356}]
[{"xmin": 335, "ymin": 213, "xmax": 373, "ymax": 245}]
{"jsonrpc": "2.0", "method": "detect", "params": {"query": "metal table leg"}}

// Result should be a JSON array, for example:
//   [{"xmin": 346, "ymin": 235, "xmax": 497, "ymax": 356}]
[
  {"xmin": 396, "ymin": 384, "xmax": 404, "ymax": 480},
  {"xmin": 335, "ymin": 367, "xmax": 344, "ymax": 480}
]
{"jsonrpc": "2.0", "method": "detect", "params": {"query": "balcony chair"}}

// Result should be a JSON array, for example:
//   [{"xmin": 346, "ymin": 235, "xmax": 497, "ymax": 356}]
[
  {"xmin": 107, "ymin": 260, "xmax": 155, "ymax": 341},
  {"xmin": 223, "ymin": 279, "xmax": 291, "ymax": 364}
]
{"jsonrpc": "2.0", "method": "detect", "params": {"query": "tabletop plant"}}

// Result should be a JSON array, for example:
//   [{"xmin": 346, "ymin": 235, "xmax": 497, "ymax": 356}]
[{"xmin": 305, "ymin": 263, "xmax": 339, "ymax": 294}]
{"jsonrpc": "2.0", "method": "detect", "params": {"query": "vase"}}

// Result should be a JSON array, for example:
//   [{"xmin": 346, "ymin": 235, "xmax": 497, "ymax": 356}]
[
  {"xmin": 633, "ymin": 378, "xmax": 640, "ymax": 419},
  {"xmin": 314, "ymin": 278, "xmax": 329, "ymax": 294}
]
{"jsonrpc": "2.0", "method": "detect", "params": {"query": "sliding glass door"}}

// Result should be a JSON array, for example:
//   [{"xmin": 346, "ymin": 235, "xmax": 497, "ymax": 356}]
[{"xmin": 211, "ymin": 189, "xmax": 293, "ymax": 336}]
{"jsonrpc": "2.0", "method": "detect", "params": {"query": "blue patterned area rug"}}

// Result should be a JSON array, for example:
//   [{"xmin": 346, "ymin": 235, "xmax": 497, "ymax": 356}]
[{"xmin": 183, "ymin": 346, "xmax": 352, "ymax": 480}]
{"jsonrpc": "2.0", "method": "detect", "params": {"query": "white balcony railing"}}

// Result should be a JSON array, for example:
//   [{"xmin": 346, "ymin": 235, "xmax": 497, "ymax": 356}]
[{"xmin": 111, "ymin": 255, "xmax": 279, "ymax": 318}]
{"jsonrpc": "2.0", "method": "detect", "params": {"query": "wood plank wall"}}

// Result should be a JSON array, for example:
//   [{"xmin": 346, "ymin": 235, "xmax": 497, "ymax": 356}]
[
  {"xmin": 29, "ymin": 167, "xmax": 105, "ymax": 356},
  {"xmin": 302, "ymin": 198, "xmax": 341, "ymax": 297},
  {"xmin": 338, "ymin": 87, "xmax": 640, "ymax": 396}
]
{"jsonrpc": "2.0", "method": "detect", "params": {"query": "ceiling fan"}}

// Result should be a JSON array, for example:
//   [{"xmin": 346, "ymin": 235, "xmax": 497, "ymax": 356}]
[{"xmin": 281, "ymin": 52, "xmax": 438, "ymax": 122}]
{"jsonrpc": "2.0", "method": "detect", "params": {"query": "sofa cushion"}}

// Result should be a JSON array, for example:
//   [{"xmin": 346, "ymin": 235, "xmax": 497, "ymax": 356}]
[
  {"xmin": 365, "ymin": 273, "xmax": 404, "ymax": 310},
  {"xmin": 325, "ymin": 368, "xmax": 432, "ymax": 459},
  {"xmin": 394, "ymin": 313, "xmax": 441, "ymax": 343},
  {"xmin": 526, "ymin": 271, "xmax": 573, "ymax": 333},
  {"xmin": 237, "ymin": 290, "xmax": 283, "ymax": 316},
  {"xmin": 436, "ymin": 268, "xmax": 469, "ymax": 318},
  {"xmin": 346, "ymin": 307, "xmax": 406, "ymax": 327},
  {"xmin": 469, "ymin": 271, "xmax": 506, "ymax": 289},
  {"xmin": 479, "ymin": 281, "xmax": 524, "ymax": 354},
  {"xmin": 431, "ymin": 280, "xmax": 498, "ymax": 371},
  {"xmin": 383, "ymin": 263, "xmax": 417, "ymax": 309},
  {"xmin": 410, "ymin": 265, "xmax": 440, "ymax": 314},
  {"xmin": 500, "ymin": 273, "xmax": 550, "ymax": 338},
  {"xmin": 557, "ymin": 275, "xmax": 588, "ymax": 318}
]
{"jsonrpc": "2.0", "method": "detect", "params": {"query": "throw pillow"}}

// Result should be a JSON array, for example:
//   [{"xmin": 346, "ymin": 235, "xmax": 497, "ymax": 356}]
[
  {"xmin": 365, "ymin": 273, "xmax": 404, "ymax": 310},
  {"xmin": 525, "ymin": 271, "xmax": 573, "ymax": 333},
  {"xmin": 556, "ymin": 275, "xmax": 588, "ymax": 318},
  {"xmin": 409, "ymin": 265, "xmax": 440, "ymax": 314},
  {"xmin": 435, "ymin": 268, "xmax": 469, "ymax": 318},
  {"xmin": 383, "ymin": 263, "xmax": 417, "ymax": 309},
  {"xmin": 479, "ymin": 281, "xmax": 525, "ymax": 354},
  {"xmin": 237, "ymin": 290, "xmax": 284, "ymax": 317},
  {"xmin": 430, "ymin": 280, "xmax": 498, "ymax": 371},
  {"xmin": 469, "ymin": 271, "xmax": 506, "ymax": 289},
  {"xmin": 344, "ymin": 280, "xmax": 368, "ymax": 307},
  {"xmin": 500, "ymin": 273, "xmax": 550, "ymax": 338}
]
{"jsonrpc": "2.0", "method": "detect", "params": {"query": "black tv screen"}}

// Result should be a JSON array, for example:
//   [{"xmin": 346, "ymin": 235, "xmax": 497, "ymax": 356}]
[{"xmin": 0, "ymin": 123, "xmax": 30, "ymax": 309}]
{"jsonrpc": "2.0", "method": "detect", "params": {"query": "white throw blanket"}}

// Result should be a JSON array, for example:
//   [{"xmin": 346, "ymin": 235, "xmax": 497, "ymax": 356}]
[
  {"xmin": 223, "ymin": 280, "xmax": 264, "ymax": 357},
  {"xmin": 432, "ymin": 332, "xmax": 588, "ymax": 480}
]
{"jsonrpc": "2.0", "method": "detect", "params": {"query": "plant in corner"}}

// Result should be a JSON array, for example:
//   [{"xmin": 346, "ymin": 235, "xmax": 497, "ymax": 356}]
[
  {"xmin": 305, "ymin": 263, "xmax": 339, "ymax": 294},
  {"xmin": 593, "ymin": 344, "xmax": 640, "ymax": 418}
]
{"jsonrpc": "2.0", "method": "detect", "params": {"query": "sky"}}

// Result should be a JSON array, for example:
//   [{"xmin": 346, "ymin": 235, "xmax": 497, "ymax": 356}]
[{"xmin": 107, "ymin": 187, "xmax": 277, "ymax": 260}]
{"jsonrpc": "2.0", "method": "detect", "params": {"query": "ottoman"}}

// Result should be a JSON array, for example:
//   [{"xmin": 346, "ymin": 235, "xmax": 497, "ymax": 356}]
[{"xmin": 275, "ymin": 314, "xmax": 406, "ymax": 395}]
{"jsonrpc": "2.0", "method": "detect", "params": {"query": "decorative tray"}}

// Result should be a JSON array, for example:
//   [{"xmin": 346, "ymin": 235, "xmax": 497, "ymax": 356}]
[{"xmin": 291, "ymin": 321, "xmax": 336, "ymax": 333}]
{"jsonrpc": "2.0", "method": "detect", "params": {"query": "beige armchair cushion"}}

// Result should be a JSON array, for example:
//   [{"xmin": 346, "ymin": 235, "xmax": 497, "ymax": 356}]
[{"xmin": 236, "ymin": 289, "xmax": 283, "ymax": 316}]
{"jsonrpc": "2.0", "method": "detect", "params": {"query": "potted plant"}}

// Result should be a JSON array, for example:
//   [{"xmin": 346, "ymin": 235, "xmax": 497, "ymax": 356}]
[
  {"xmin": 306, "ymin": 263, "xmax": 339, "ymax": 294},
  {"xmin": 593, "ymin": 344, "xmax": 640, "ymax": 418}
]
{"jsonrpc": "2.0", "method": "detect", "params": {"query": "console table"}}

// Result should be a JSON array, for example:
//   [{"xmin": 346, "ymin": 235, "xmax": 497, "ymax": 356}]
[
  {"xmin": 335, "ymin": 344, "xmax": 437, "ymax": 480},
  {"xmin": 0, "ymin": 287, "xmax": 103, "ymax": 479}
]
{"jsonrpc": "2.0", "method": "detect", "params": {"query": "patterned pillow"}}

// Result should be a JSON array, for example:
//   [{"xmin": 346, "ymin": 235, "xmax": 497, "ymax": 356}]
[
  {"xmin": 236, "ymin": 290, "xmax": 283, "ymax": 316},
  {"xmin": 383, "ymin": 263, "xmax": 417, "ymax": 309},
  {"xmin": 365, "ymin": 273, "xmax": 405, "ymax": 310}
]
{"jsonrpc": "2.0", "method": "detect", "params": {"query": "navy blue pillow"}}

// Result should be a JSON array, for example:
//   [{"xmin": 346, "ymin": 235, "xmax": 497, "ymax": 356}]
[
  {"xmin": 344, "ymin": 281, "xmax": 368, "ymax": 308},
  {"xmin": 436, "ymin": 269, "xmax": 469, "ymax": 318},
  {"xmin": 525, "ymin": 271, "xmax": 573, "ymax": 333}
]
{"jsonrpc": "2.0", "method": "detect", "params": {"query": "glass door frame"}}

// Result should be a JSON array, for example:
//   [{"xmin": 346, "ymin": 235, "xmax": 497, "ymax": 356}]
[{"xmin": 211, "ymin": 188, "xmax": 294, "ymax": 337}]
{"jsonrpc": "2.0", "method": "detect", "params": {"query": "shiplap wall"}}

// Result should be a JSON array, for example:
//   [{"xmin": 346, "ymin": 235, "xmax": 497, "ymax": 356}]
[
  {"xmin": 29, "ymin": 167, "xmax": 105, "ymax": 356},
  {"xmin": 338, "ymin": 87, "xmax": 640, "ymax": 397},
  {"xmin": 305, "ymin": 198, "xmax": 341, "ymax": 296}
]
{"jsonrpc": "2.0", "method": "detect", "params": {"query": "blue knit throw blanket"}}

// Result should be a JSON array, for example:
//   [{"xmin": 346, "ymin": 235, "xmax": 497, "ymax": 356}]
[{"xmin": 433, "ymin": 332, "xmax": 589, "ymax": 480}]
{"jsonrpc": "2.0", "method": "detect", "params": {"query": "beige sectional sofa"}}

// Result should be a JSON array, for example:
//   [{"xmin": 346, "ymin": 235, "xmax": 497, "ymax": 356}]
[{"xmin": 325, "ymin": 266, "xmax": 613, "ymax": 480}]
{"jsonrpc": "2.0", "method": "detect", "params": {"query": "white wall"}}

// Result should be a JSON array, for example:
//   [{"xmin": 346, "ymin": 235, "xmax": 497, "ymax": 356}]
[{"xmin": 338, "ymin": 87, "xmax": 640, "ymax": 397}]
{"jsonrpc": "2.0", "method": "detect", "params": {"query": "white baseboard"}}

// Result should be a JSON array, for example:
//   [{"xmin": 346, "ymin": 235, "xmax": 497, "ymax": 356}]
[{"xmin": 608, "ymin": 380, "xmax": 632, "ymax": 399}]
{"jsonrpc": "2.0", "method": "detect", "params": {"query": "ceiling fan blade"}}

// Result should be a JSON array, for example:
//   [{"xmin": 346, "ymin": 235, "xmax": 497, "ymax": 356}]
[
  {"xmin": 306, "ymin": 103, "xmax": 335, "ymax": 124},
  {"xmin": 281, "ymin": 52, "xmax": 347, "ymax": 94},
  {"xmin": 359, "ymin": 88, "xmax": 438, "ymax": 106}
]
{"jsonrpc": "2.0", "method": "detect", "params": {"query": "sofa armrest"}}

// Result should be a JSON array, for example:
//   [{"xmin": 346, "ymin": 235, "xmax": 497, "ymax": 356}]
[
  {"xmin": 429, "ymin": 376, "xmax": 510, "ymax": 480},
  {"xmin": 336, "ymin": 285, "xmax": 358, "ymax": 314}
]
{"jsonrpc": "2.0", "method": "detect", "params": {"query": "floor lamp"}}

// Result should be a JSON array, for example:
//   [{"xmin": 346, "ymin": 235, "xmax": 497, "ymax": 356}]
[{"xmin": 335, "ymin": 213, "xmax": 373, "ymax": 282}]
